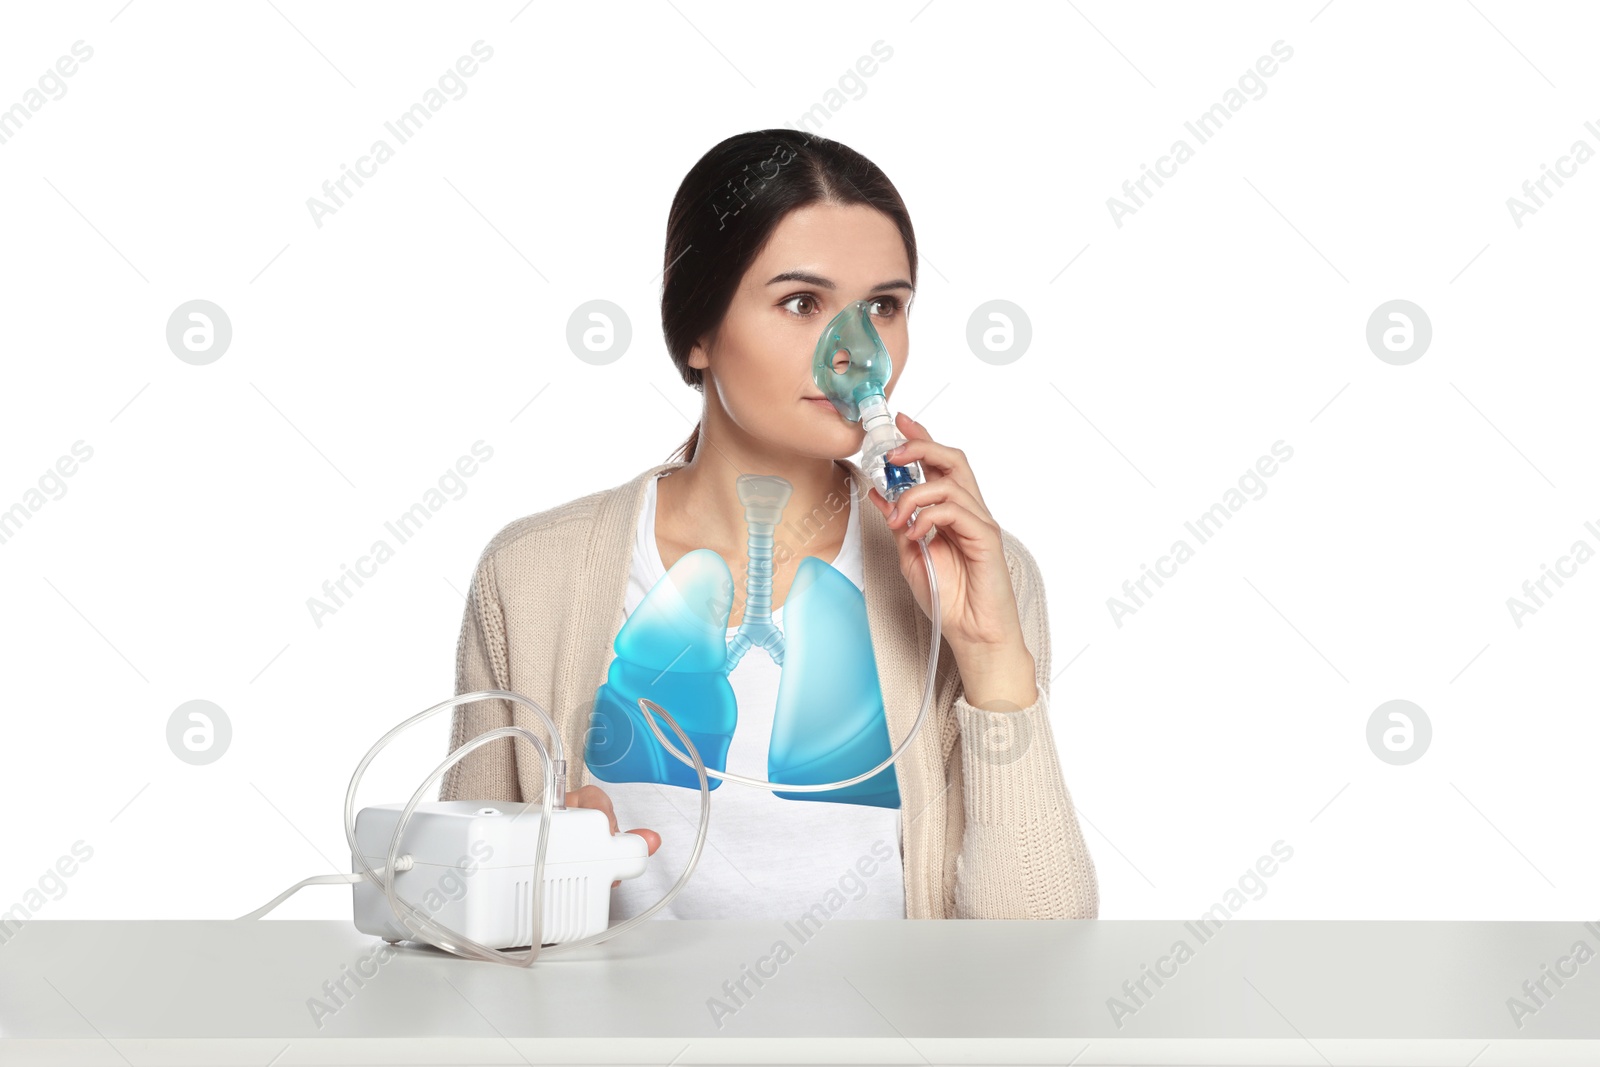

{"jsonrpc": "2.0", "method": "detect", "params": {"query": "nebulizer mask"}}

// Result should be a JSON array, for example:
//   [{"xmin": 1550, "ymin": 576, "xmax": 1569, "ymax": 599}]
[
  {"xmin": 813, "ymin": 298, "xmax": 932, "ymax": 509},
  {"xmin": 242, "ymin": 300, "xmax": 941, "ymax": 967}
]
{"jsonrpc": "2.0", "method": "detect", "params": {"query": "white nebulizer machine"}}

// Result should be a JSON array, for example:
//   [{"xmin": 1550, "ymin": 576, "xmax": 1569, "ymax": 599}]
[{"xmin": 241, "ymin": 299, "xmax": 943, "ymax": 966}]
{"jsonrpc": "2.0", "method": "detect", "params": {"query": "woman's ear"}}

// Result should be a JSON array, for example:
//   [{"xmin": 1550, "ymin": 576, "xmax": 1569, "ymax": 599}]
[
  {"xmin": 689, "ymin": 324, "xmax": 722, "ymax": 372},
  {"xmin": 688, "ymin": 334, "xmax": 711, "ymax": 371}
]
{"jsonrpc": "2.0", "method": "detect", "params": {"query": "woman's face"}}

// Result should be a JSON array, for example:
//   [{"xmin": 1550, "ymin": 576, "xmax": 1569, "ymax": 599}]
[{"xmin": 689, "ymin": 201, "xmax": 913, "ymax": 460}]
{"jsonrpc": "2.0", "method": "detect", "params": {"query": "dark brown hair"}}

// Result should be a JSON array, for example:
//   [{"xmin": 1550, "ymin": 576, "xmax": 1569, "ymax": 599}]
[{"xmin": 660, "ymin": 130, "xmax": 917, "ymax": 462}]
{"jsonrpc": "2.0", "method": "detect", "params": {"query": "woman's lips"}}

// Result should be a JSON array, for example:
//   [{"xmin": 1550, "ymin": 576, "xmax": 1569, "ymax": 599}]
[{"xmin": 803, "ymin": 397, "xmax": 835, "ymax": 410}]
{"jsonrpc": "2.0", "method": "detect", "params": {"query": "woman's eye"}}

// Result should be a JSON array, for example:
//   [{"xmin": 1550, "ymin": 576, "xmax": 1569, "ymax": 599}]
[{"xmin": 782, "ymin": 294, "xmax": 906, "ymax": 319}]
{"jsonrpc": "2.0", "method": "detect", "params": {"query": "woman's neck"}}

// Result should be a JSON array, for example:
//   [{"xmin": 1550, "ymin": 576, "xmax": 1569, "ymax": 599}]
[{"xmin": 655, "ymin": 451, "xmax": 855, "ymax": 572}]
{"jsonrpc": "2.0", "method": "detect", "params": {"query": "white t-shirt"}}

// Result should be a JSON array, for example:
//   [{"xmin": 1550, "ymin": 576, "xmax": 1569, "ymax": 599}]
[{"xmin": 601, "ymin": 471, "xmax": 905, "ymax": 921}]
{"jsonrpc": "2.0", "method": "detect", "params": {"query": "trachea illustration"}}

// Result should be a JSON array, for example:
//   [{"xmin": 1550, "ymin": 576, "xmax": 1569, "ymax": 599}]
[
  {"xmin": 585, "ymin": 474, "xmax": 900, "ymax": 809},
  {"xmin": 724, "ymin": 475, "xmax": 789, "ymax": 673}
]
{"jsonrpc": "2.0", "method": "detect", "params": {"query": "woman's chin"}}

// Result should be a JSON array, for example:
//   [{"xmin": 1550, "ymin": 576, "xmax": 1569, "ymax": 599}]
[{"xmin": 789, "ymin": 427, "xmax": 864, "ymax": 461}]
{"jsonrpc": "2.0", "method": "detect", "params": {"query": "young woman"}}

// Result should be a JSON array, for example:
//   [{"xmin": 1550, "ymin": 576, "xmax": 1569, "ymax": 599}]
[{"xmin": 440, "ymin": 130, "xmax": 1098, "ymax": 922}]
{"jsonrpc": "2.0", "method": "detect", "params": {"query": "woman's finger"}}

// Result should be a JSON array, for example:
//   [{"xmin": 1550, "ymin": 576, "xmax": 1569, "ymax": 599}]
[
  {"xmin": 891, "ymin": 412, "xmax": 937, "ymax": 481},
  {"xmin": 895, "ymin": 411, "xmax": 934, "ymax": 442},
  {"xmin": 890, "ymin": 412, "xmax": 981, "ymax": 487},
  {"xmin": 886, "ymin": 476, "xmax": 992, "ymax": 532},
  {"xmin": 900, "ymin": 499, "xmax": 1000, "ymax": 555},
  {"xmin": 567, "ymin": 786, "xmax": 619, "ymax": 834},
  {"xmin": 886, "ymin": 431, "xmax": 993, "ymax": 523}
]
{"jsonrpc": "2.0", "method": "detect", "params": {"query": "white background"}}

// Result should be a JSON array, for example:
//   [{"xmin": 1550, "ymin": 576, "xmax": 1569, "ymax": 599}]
[{"xmin": 1, "ymin": 0, "xmax": 1595, "ymax": 924}]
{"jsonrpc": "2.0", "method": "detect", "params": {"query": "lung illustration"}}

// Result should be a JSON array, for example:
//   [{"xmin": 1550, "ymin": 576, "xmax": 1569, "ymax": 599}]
[
  {"xmin": 585, "ymin": 474, "xmax": 900, "ymax": 809},
  {"xmin": 586, "ymin": 549, "xmax": 738, "ymax": 791},
  {"xmin": 768, "ymin": 557, "xmax": 901, "ymax": 808}
]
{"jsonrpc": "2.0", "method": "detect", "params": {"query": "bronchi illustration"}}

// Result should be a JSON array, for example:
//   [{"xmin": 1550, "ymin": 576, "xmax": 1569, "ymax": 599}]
[{"xmin": 584, "ymin": 473, "xmax": 901, "ymax": 809}]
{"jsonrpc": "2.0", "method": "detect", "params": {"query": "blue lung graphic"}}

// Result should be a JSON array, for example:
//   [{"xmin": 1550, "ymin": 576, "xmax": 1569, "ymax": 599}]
[
  {"xmin": 586, "ymin": 549, "xmax": 737, "ymax": 791},
  {"xmin": 768, "ymin": 557, "xmax": 899, "ymax": 807},
  {"xmin": 585, "ymin": 549, "xmax": 900, "ymax": 809}
]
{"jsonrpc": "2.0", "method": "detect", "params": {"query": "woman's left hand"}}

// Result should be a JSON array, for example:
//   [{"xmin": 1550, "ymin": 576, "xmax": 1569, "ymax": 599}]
[{"xmin": 864, "ymin": 412, "xmax": 1026, "ymax": 655}]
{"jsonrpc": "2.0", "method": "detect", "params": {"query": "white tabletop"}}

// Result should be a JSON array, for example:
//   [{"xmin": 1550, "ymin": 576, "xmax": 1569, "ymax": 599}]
[{"xmin": 1, "ymin": 918, "xmax": 1595, "ymax": 1064}]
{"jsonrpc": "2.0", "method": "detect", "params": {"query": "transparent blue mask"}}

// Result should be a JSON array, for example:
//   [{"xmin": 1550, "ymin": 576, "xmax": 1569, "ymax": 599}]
[
  {"xmin": 810, "ymin": 299, "xmax": 927, "ymax": 503},
  {"xmin": 811, "ymin": 299, "xmax": 892, "ymax": 423}
]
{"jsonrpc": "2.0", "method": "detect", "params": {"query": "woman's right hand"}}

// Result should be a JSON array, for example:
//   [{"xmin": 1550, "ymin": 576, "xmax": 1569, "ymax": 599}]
[{"xmin": 564, "ymin": 784, "xmax": 660, "ymax": 887}]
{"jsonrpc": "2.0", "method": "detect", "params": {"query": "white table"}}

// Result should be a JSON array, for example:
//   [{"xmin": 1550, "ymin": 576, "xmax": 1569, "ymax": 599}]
[{"xmin": 1, "ymin": 918, "xmax": 1595, "ymax": 1064}]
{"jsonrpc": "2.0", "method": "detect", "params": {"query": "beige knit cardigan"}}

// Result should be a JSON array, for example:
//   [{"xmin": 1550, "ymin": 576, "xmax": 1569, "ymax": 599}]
[{"xmin": 439, "ymin": 458, "xmax": 1099, "ymax": 920}]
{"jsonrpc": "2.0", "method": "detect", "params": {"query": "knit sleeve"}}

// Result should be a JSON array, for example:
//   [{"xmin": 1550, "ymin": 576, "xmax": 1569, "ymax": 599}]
[
  {"xmin": 948, "ymin": 533, "xmax": 1100, "ymax": 919},
  {"xmin": 439, "ymin": 553, "xmax": 521, "ymax": 803}
]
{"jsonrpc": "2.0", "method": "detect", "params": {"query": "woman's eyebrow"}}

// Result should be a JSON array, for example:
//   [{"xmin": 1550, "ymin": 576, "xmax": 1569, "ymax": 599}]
[{"xmin": 766, "ymin": 269, "xmax": 913, "ymax": 295}]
